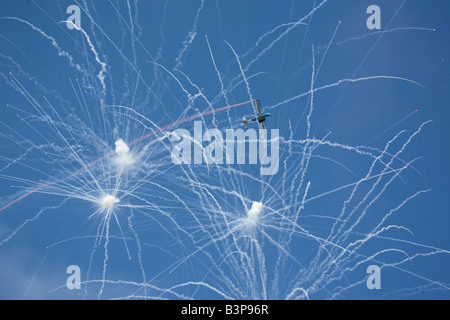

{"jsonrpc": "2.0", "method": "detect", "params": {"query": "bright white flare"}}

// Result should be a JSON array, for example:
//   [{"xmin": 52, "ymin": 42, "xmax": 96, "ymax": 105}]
[
  {"xmin": 115, "ymin": 138, "xmax": 129, "ymax": 155},
  {"xmin": 115, "ymin": 139, "xmax": 134, "ymax": 166},
  {"xmin": 102, "ymin": 195, "xmax": 119, "ymax": 210},
  {"xmin": 246, "ymin": 202, "xmax": 263, "ymax": 225}
]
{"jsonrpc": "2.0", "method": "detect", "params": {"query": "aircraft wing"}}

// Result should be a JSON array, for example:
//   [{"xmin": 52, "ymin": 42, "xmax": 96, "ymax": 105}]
[
  {"xmin": 255, "ymin": 100, "xmax": 262, "ymax": 115},
  {"xmin": 259, "ymin": 119, "xmax": 267, "ymax": 136},
  {"xmin": 259, "ymin": 120, "xmax": 266, "ymax": 130}
]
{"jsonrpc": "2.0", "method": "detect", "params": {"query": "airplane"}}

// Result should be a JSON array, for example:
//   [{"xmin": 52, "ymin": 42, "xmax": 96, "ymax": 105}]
[{"xmin": 242, "ymin": 100, "xmax": 271, "ymax": 131}]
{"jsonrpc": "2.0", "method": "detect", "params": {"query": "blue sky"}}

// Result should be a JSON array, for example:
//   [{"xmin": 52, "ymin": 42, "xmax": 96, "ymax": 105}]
[{"xmin": 0, "ymin": 0, "xmax": 449, "ymax": 299}]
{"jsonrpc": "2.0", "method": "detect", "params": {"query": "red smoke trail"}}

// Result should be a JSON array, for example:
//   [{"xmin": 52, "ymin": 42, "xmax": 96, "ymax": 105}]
[
  {"xmin": 129, "ymin": 99, "xmax": 256, "ymax": 146},
  {"xmin": 0, "ymin": 99, "xmax": 255, "ymax": 213}
]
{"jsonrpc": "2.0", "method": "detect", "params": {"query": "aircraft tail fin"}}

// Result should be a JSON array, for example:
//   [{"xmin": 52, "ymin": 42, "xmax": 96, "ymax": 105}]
[{"xmin": 243, "ymin": 116, "xmax": 248, "ymax": 129}]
